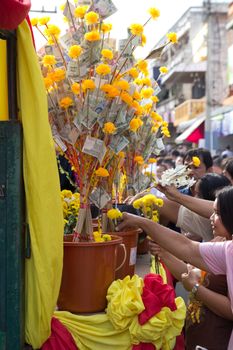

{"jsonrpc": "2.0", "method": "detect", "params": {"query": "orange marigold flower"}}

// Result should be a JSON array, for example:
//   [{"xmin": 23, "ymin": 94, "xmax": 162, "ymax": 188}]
[
  {"xmin": 101, "ymin": 23, "xmax": 112, "ymax": 33},
  {"xmin": 141, "ymin": 77, "xmax": 152, "ymax": 86},
  {"xmin": 103, "ymin": 122, "xmax": 116, "ymax": 134},
  {"xmin": 68, "ymin": 45, "xmax": 82, "ymax": 59},
  {"xmin": 95, "ymin": 63, "xmax": 111, "ymax": 76},
  {"xmin": 133, "ymin": 90, "xmax": 141, "ymax": 100},
  {"xmin": 141, "ymin": 34, "xmax": 147, "ymax": 46},
  {"xmin": 44, "ymin": 77, "xmax": 53, "ymax": 89},
  {"xmin": 71, "ymin": 82, "xmax": 80, "ymax": 95},
  {"xmin": 74, "ymin": 6, "xmax": 88, "ymax": 19},
  {"xmin": 42, "ymin": 55, "xmax": 56, "ymax": 66},
  {"xmin": 114, "ymin": 80, "xmax": 130, "ymax": 91},
  {"xmin": 84, "ymin": 11, "xmax": 99, "ymax": 25},
  {"xmin": 47, "ymin": 24, "xmax": 61, "ymax": 37},
  {"xmin": 134, "ymin": 155, "xmax": 144, "ymax": 165},
  {"xmin": 151, "ymin": 96, "xmax": 159, "ymax": 103},
  {"xmin": 120, "ymin": 92, "xmax": 133, "ymax": 106},
  {"xmin": 118, "ymin": 151, "xmax": 125, "ymax": 158},
  {"xmin": 148, "ymin": 7, "xmax": 160, "ymax": 20},
  {"xmin": 148, "ymin": 158, "xmax": 157, "ymax": 164},
  {"xmin": 84, "ymin": 30, "xmax": 100, "ymax": 42},
  {"xmin": 101, "ymin": 49, "xmax": 113, "ymax": 60},
  {"xmin": 129, "ymin": 23, "xmax": 144, "ymax": 36},
  {"xmin": 59, "ymin": 97, "xmax": 73, "ymax": 109},
  {"xmin": 141, "ymin": 87, "xmax": 154, "ymax": 99},
  {"xmin": 95, "ymin": 167, "xmax": 109, "ymax": 177},
  {"xmin": 129, "ymin": 118, "xmax": 142, "ymax": 132},
  {"xmin": 82, "ymin": 79, "xmax": 96, "ymax": 91},
  {"xmin": 53, "ymin": 68, "xmax": 66, "ymax": 82},
  {"xmin": 128, "ymin": 67, "xmax": 139, "ymax": 79},
  {"xmin": 151, "ymin": 111, "xmax": 163, "ymax": 122},
  {"xmin": 137, "ymin": 60, "xmax": 148, "ymax": 71}
]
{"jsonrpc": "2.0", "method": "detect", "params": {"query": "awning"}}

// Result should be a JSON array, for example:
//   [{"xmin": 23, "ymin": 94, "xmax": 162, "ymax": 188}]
[
  {"xmin": 175, "ymin": 115, "xmax": 205, "ymax": 143},
  {"xmin": 161, "ymin": 61, "xmax": 206, "ymax": 86}
]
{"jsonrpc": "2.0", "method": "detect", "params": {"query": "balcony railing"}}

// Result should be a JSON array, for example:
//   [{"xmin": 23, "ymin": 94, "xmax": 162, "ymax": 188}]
[{"xmin": 174, "ymin": 99, "xmax": 205, "ymax": 126}]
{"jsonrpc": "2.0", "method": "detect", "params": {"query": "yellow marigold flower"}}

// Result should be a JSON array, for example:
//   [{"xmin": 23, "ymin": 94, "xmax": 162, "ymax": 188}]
[
  {"xmin": 141, "ymin": 77, "xmax": 152, "ymax": 86},
  {"xmin": 137, "ymin": 60, "xmax": 148, "ymax": 72},
  {"xmin": 134, "ymin": 155, "xmax": 144, "ymax": 165},
  {"xmin": 167, "ymin": 32, "xmax": 178, "ymax": 44},
  {"xmin": 133, "ymin": 198, "xmax": 142, "ymax": 209},
  {"xmin": 129, "ymin": 23, "xmax": 144, "ymax": 36},
  {"xmin": 39, "ymin": 17, "xmax": 50, "ymax": 25},
  {"xmin": 101, "ymin": 49, "xmax": 113, "ymax": 60},
  {"xmin": 151, "ymin": 96, "xmax": 159, "ymax": 103},
  {"xmin": 192, "ymin": 156, "xmax": 201, "ymax": 167},
  {"xmin": 31, "ymin": 18, "xmax": 38, "ymax": 26},
  {"xmin": 53, "ymin": 68, "xmax": 66, "ymax": 82},
  {"xmin": 148, "ymin": 158, "xmax": 157, "ymax": 164},
  {"xmin": 103, "ymin": 122, "xmax": 116, "ymax": 134},
  {"xmin": 101, "ymin": 23, "xmax": 112, "ymax": 33},
  {"xmin": 148, "ymin": 7, "xmax": 160, "ymax": 20},
  {"xmin": 133, "ymin": 90, "xmax": 141, "ymax": 100},
  {"xmin": 68, "ymin": 45, "xmax": 82, "ymax": 59},
  {"xmin": 47, "ymin": 24, "xmax": 61, "ymax": 37},
  {"xmin": 114, "ymin": 80, "xmax": 130, "ymax": 91},
  {"xmin": 155, "ymin": 198, "xmax": 164, "ymax": 207},
  {"xmin": 162, "ymin": 121, "xmax": 168, "ymax": 127},
  {"xmin": 94, "ymin": 236, "xmax": 104, "ymax": 243},
  {"xmin": 95, "ymin": 167, "xmax": 109, "ymax": 177},
  {"xmin": 141, "ymin": 87, "xmax": 154, "ymax": 99},
  {"xmin": 107, "ymin": 208, "xmax": 122, "ymax": 220},
  {"xmin": 151, "ymin": 126, "xmax": 158, "ymax": 133},
  {"xmin": 106, "ymin": 86, "xmax": 119, "ymax": 98},
  {"xmin": 60, "ymin": 3, "xmax": 66, "ymax": 11},
  {"xmin": 84, "ymin": 30, "xmax": 100, "ymax": 42},
  {"xmin": 151, "ymin": 111, "xmax": 163, "ymax": 122},
  {"xmin": 102, "ymin": 234, "xmax": 112, "ymax": 241},
  {"xmin": 128, "ymin": 68, "xmax": 139, "ymax": 79},
  {"xmin": 141, "ymin": 33, "xmax": 147, "ymax": 46},
  {"xmin": 134, "ymin": 105, "xmax": 144, "ymax": 116},
  {"xmin": 129, "ymin": 118, "xmax": 141, "ymax": 132},
  {"xmin": 44, "ymin": 77, "xmax": 53, "ymax": 89},
  {"xmin": 132, "ymin": 100, "xmax": 140, "ymax": 111},
  {"xmin": 95, "ymin": 63, "xmax": 111, "ymax": 76},
  {"xmin": 162, "ymin": 127, "xmax": 170, "ymax": 137},
  {"xmin": 101, "ymin": 84, "xmax": 112, "ymax": 93},
  {"xmin": 74, "ymin": 6, "xmax": 88, "ymax": 19},
  {"xmin": 159, "ymin": 66, "xmax": 169, "ymax": 74},
  {"xmin": 42, "ymin": 55, "xmax": 56, "ymax": 67},
  {"xmin": 121, "ymin": 92, "xmax": 133, "ymax": 106},
  {"xmin": 71, "ymin": 82, "xmax": 80, "ymax": 95},
  {"xmin": 118, "ymin": 151, "xmax": 125, "ymax": 158},
  {"xmin": 134, "ymin": 78, "xmax": 142, "ymax": 86},
  {"xmin": 142, "ymin": 69, "xmax": 149, "ymax": 77},
  {"xmin": 84, "ymin": 11, "xmax": 99, "ymax": 25},
  {"xmin": 59, "ymin": 97, "xmax": 73, "ymax": 109},
  {"xmin": 82, "ymin": 79, "xmax": 96, "ymax": 91}
]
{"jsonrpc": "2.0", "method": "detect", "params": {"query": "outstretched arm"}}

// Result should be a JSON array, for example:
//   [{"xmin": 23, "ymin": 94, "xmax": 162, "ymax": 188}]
[{"xmin": 117, "ymin": 213, "xmax": 209, "ymax": 271}]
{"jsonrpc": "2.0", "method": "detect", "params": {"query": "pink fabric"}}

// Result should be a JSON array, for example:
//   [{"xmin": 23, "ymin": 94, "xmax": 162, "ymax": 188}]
[
  {"xmin": 41, "ymin": 317, "xmax": 78, "ymax": 350},
  {"xmin": 200, "ymin": 241, "xmax": 233, "ymax": 350},
  {"xmin": 139, "ymin": 273, "xmax": 177, "ymax": 325}
]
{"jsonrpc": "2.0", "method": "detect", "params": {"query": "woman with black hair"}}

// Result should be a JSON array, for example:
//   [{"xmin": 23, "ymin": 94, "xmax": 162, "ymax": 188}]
[
  {"xmin": 223, "ymin": 157, "xmax": 233, "ymax": 184},
  {"xmin": 117, "ymin": 186, "xmax": 233, "ymax": 350}
]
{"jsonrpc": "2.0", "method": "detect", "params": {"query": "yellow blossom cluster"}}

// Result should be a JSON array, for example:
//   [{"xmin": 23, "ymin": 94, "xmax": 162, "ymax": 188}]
[
  {"xmin": 95, "ymin": 167, "xmax": 109, "ymax": 177},
  {"xmin": 192, "ymin": 157, "xmax": 201, "ymax": 167},
  {"xmin": 93, "ymin": 230, "xmax": 112, "ymax": 243},
  {"xmin": 107, "ymin": 208, "xmax": 123, "ymax": 220},
  {"xmin": 61, "ymin": 190, "xmax": 80, "ymax": 234},
  {"xmin": 133, "ymin": 194, "xmax": 163, "ymax": 221},
  {"xmin": 103, "ymin": 122, "xmax": 116, "ymax": 134}
]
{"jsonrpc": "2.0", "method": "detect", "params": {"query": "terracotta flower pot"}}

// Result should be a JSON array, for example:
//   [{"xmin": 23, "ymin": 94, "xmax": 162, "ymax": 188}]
[
  {"xmin": 114, "ymin": 228, "xmax": 142, "ymax": 280},
  {"xmin": 57, "ymin": 234, "xmax": 123, "ymax": 313}
]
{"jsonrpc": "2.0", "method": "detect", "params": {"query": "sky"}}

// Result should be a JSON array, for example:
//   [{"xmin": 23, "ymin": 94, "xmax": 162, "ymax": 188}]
[{"xmin": 30, "ymin": 0, "xmax": 206, "ymax": 58}]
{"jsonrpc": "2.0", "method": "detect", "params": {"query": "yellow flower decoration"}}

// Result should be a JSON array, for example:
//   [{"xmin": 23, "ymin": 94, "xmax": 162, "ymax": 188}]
[
  {"xmin": 44, "ymin": 77, "xmax": 53, "ymax": 89},
  {"xmin": 102, "ymin": 234, "xmax": 112, "ymax": 241},
  {"xmin": 151, "ymin": 111, "xmax": 163, "ymax": 122},
  {"xmin": 151, "ymin": 96, "xmax": 159, "ymax": 103},
  {"xmin": 84, "ymin": 30, "xmax": 101, "ymax": 41},
  {"xmin": 141, "ymin": 87, "xmax": 154, "ymax": 99},
  {"xmin": 101, "ymin": 49, "xmax": 113, "ymax": 60},
  {"xmin": 82, "ymin": 79, "xmax": 96, "ymax": 92},
  {"xmin": 74, "ymin": 6, "xmax": 88, "ymax": 19},
  {"xmin": 71, "ymin": 83, "xmax": 80, "ymax": 95},
  {"xmin": 95, "ymin": 167, "xmax": 109, "ymax": 177},
  {"xmin": 192, "ymin": 156, "xmax": 201, "ymax": 167},
  {"xmin": 137, "ymin": 60, "xmax": 148, "ymax": 72},
  {"xmin": 133, "ymin": 90, "xmax": 141, "ymax": 100},
  {"xmin": 59, "ymin": 97, "xmax": 73, "ymax": 109},
  {"xmin": 68, "ymin": 45, "xmax": 82, "ymax": 59},
  {"xmin": 114, "ymin": 80, "xmax": 130, "ymax": 91},
  {"xmin": 42, "ymin": 55, "xmax": 56, "ymax": 67},
  {"xmin": 103, "ymin": 122, "xmax": 116, "ymax": 134},
  {"xmin": 39, "ymin": 17, "xmax": 50, "ymax": 25},
  {"xmin": 47, "ymin": 24, "xmax": 61, "ymax": 37},
  {"xmin": 129, "ymin": 118, "xmax": 142, "ymax": 132},
  {"xmin": 101, "ymin": 23, "xmax": 112, "ymax": 33},
  {"xmin": 107, "ymin": 208, "xmax": 123, "ymax": 220},
  {"xmin": 159, "ymin": 66, "xmax": 169, "ymax": 74},
  {"xmin": 148, "ymin": 158, "xmax": 157, "ymax": 164},
  {"xmin": 31, "ymin": 18, "xmax": 38, "ymax": 26},
  {"xmin": 148, "ymin": 7, "xmax": 160, "ymax": 19},
  {"xmin": 129, "ymin": 23, "xmax": 144, "ymax": 36},
  {"xmin": 167, "ymin": 32, "xmax": 178, "ymax": 44},
  {"xmin": 84, "ymin": 11, "xmax": 99, "ymax": 25},
  {"xmin": 53, "ymin": 68, "xmax": 66, "ymax": 82},
  {"xmin": 118, "ymin": 151, "xmax": 125, "ymax": 158},
  {"xmin": 134, "ymin": 155, "xmax": 144, "ymax": 165},
  {"xmin": 141, "ymin": 33, "xmax": 147, "ymax": 46},
  {"xmin": 95, "ymin": 63, "xmax": 111, "ymax": 76},
  {"xmin": 120, "ymin": 92, "xmax": 133, "ymax": 106},
  {"xmin": 128, "ymin": 68, "xmax": 139, "ymax": 79}
]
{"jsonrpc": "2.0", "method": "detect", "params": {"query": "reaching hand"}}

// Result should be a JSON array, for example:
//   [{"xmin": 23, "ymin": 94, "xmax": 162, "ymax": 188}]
[
  {"xmin": 116, "ymin": 212, "xmax": 141, "ymax": 231},
  {"xmin": 181, "ymin": 265, "xmax": 201, "ymax": 292},
  {"xmin": 149, "ymin": 240, "xmax": 166, "ymax": 259},
  {"xmin": 156, "ymin": 184, "xmax": 181, "ymax": 202}
]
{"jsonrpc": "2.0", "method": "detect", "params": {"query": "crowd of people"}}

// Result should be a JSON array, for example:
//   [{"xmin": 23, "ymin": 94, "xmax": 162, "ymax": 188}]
[{"xmin": 119, "ymin": 146, "xmax": 233, "ymax": 350}]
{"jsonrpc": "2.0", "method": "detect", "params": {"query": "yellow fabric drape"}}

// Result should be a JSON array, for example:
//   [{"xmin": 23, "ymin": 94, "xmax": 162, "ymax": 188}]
[
  {"xmin": 17, "ymin": 20, "xmax": 64, "ymax": 349},
  {"xmin": 0, "ymin": 39, "xmax": 9, "ymax": 120}
]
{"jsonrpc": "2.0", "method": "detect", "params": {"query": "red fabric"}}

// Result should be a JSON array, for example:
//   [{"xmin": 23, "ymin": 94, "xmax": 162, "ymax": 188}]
[
  {"xmin": 186, "ymin": 122, "xmax": 204, "ymax": 143},
  {"xmin": 139, "ymin": 274, "xmax": 177, "ymax": 325},
  {"xmin": 0, "ymin": 0, "xmax": 31, "ymax": 30},
  {"xmin": 26, "ymin": 15, "xmax": 35, "ymax": 48},
  {"xmin": 41, "ymin": 317, "xmax": 78, "ymax": 350},
  {"xmin": 132, "ymin": 343, "xmax": 155, "ymax": 350}
]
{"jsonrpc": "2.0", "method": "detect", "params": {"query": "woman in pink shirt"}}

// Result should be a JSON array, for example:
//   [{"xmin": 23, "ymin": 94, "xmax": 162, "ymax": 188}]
[{"xmin": 117, "ymin": 186, "xmax": 233, "ymax": 350}]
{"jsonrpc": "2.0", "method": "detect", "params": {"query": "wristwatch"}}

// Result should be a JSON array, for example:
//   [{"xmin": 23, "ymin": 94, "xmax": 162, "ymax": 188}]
[{"xmin": 191, "ymin": 283, "xmax": 200, "ymax": 297}]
